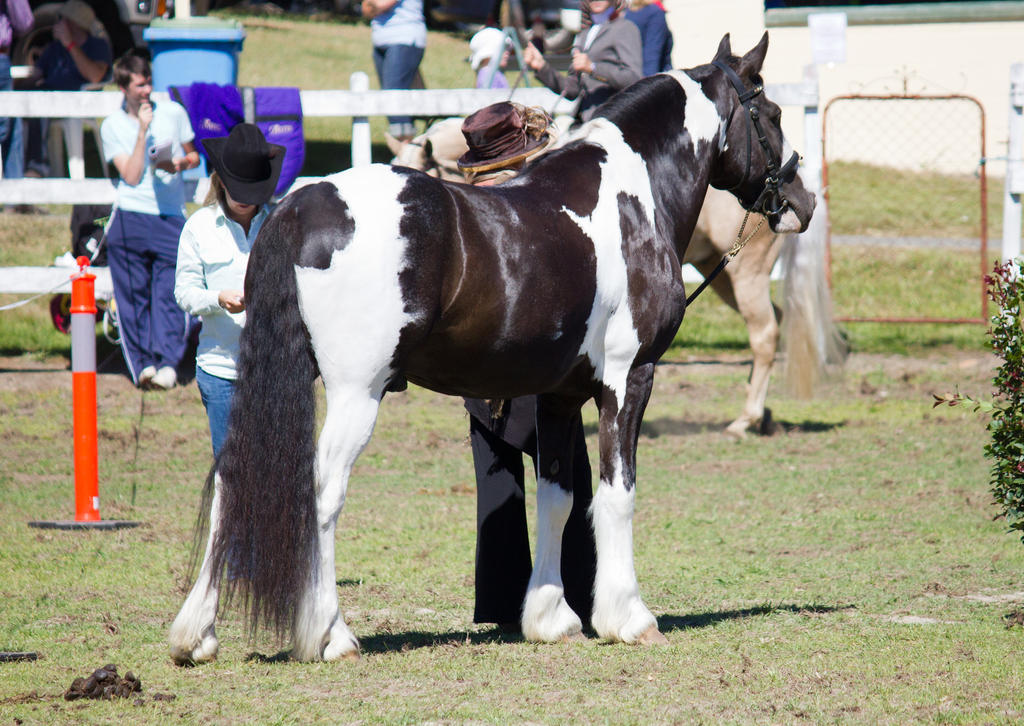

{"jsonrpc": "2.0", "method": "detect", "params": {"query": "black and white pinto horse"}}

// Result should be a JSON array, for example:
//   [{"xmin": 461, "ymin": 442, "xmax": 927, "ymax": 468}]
[{"xmin": 170, "ymin": 33, "xmax": 815, "ymax": 664}]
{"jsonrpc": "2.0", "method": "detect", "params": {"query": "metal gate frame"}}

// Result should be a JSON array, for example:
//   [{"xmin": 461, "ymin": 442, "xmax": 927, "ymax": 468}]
[{"xmin": 822, "ymin": 93, "xmax": 989, "ymax": 324}]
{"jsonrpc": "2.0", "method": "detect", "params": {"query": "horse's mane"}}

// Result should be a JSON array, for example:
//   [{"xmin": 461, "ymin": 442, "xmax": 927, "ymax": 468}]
[{"xmin": 594, "ymin": 73, "xmax": 683, "ymax": 128}]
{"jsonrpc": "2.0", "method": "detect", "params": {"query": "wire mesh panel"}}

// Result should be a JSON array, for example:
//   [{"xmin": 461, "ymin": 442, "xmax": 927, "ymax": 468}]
[{"xmin": 822, "ymin": 94, "xmax": 988, "ymax": 323}]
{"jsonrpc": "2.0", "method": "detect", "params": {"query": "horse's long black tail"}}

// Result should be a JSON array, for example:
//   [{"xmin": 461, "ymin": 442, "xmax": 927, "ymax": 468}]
[{"xmin": 205, "ymin": 196, "xmax": 320, "ymax": 639}]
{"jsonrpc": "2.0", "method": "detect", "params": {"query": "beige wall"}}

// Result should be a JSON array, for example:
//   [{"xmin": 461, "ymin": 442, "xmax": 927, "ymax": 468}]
[{"xmin": 661, "ymin": 0, "xmax": 1020, "ymax": 177}]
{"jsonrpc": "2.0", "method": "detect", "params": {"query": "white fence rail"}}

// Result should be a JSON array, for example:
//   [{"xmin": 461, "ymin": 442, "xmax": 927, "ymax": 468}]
[
  {"xmin": 0, "ymin": 72, "xmax": 820, "ymax": 294},
  {"xmin": 0, "ymin": 73, "xmax": 577, "ymax": 202}
]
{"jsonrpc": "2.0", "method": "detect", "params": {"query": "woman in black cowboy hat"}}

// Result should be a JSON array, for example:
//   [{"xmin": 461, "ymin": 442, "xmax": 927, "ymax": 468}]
[{"xmin": 174, "ymin": 123, "xmax": 285, "ymax": 457}]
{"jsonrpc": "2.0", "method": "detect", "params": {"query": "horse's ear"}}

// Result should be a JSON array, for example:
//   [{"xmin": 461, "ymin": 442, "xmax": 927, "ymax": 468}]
[
  {"xmin": 738, "ymin": 31, "xmax": 769, "ymax": 79},
  {"xmin": 713, "ymin": 33, "xmax": 732, "ymax": 62},
  {"xmin": 384, "ymin": 132, "xmax": 405, "ymax": 158}
]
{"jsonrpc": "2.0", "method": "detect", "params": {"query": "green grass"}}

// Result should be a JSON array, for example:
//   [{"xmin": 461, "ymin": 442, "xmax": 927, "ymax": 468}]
[
  {"xmin": 1, "ymin": 23, "xmax": 1019, "ymax": 720},
  {"xmin": 0, "ymin": 349, "xmax": 1021, "ymax": 723},
  {"xmin": 827, "ymin": 161, "xmax": 999, "ymax": 240},
  {"xmin": 232, "ymin": 14, "xmax": 479, "ymax": 172}
]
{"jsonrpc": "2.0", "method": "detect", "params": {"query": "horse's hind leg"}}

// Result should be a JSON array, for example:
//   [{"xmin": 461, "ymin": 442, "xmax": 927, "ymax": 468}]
[
  {"xmin": 292, "ymin": 385, "xmax": 381, "ymax": 662},
  {"xmin": 590, "ymin": 363, "xmax": 666, "ymax": 644},
  {"xmin": 521, "ymin": 396, "xmax": 590, "ymax": 642},
  {"xmin": 169, "ymin": 475, "xmax": 223, "ymax": 665}
]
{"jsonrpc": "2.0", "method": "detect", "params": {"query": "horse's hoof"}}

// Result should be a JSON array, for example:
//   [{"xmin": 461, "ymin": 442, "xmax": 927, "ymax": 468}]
[
  {"xmin": 758, "ymin": 407, "xmax": 778, "ymax": 436},
  {"xmin": 636, "ymin": 625, "xmax": 668, "ymax": 645},
  {"xmin": 521, "ymin": 584, "xmax": 584, "ymax": 643},
  {"xmin": 322, "ymin": 633, "xmax": 360, "ymax": 662},
  {"xmin": 169, "ymin": 633, "xmax": 219, "ymax": 666},
  {"xmin": 724, "ymin": 421, "xmax": 749, "ymax": 439},
  {"xmin": 561, "ymin": 630, "xmax": 587, "ymax": 644}
]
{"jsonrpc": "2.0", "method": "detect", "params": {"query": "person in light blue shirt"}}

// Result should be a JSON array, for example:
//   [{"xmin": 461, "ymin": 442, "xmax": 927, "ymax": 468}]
[
  {"xmin": 101, "ymin": 50, "xmax": 199, "ymax": 390},
  {"xmin": 362, "ymin": 0, "xmax": 426, "ymax": 139},
  {"xmin": 175, "ymin": 123, "xmax": 284, "ymax": 457}
]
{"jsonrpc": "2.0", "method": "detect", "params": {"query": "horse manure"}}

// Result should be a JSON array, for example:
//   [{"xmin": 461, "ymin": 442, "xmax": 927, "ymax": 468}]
[{"xmin": 63, "ymin": 664, "xmax": 142, "ymax": 701}]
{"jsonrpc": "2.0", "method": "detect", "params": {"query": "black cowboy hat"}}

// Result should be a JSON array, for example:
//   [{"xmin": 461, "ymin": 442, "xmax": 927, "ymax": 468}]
[
  {"xmin": 457, "ymin": 102, "xmax": 551, "ymax": 173},
  {"xmin": 201, "ymin": 123, "xmax": 286, "ymax": 206}
]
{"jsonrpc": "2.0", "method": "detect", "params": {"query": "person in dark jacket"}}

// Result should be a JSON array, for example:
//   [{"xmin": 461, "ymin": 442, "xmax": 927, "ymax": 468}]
[
  {"xmin": 23, "ymin": 0, "xmax": 111, "ymax": 176},
  {"xmin": 626, "ymin": 0, "xmax": 673, "ymax": 76},
  {"xmin": 522, "ymin": 0, "xmax": 642, "ymax": 124}
]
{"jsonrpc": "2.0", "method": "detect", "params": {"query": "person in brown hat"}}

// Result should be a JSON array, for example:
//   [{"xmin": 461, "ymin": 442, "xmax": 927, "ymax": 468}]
[
  {"xmin": 458, "ymin": 102, "xmax": 596, "ymax": 631},
  {"xmin": 175, "ymin": 123, "xmax": 285, "ymax": 456}
]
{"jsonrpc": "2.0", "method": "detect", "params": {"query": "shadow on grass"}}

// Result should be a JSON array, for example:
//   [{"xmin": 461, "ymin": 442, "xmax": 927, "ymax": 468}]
[
  {"xmin": 638, "ymin": 417, "xmax": 735, "ymax": 438},
  {"xmin": 357, "ymin": 627, "xmax": 535, "ymax": 654},
  {"xmin": 246, "ymin": 650, "xmax": 293, "ymax": 664},
  {"xmin": 583, "ymin": 417, "xmax": 846, "ymax": 439},
  {"xmin": 243, "ymin": 628, "xmax": 526, "ymax": 662},
  {"xmin": 237, "ymin": 603, "xmax": 856, "ymax": 660},
  {"xmin": 777, "ymin": 419, "xmax": 846, "ymax": 434},
  {"xmin": 659, "ymin": 602, "xmax": 854, "ymax": 632}
]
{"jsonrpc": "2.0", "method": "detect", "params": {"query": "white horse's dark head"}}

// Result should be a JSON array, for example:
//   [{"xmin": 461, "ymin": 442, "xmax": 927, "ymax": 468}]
[{"xmin": 708, "ymin": 33, "xmax": 815, "ymax": 234}]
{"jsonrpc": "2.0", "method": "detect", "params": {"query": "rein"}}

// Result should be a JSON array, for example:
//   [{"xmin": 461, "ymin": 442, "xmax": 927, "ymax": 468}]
[
  {"xmin": 686, "ymin": 61, "xmax": 796, "ymax": 307},
  {"xmin": 684, "ymin": 208, "xmax": 766, "ymax": 307}
]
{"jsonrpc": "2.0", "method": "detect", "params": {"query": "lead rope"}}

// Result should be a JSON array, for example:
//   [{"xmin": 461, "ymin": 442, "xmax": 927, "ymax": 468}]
[{"xmin": 684, "ymin": 209, "xmax": 766, "ymax": 307}]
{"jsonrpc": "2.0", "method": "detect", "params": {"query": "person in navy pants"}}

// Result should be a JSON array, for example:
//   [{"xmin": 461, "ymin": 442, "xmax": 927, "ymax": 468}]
[{"xmin": 100, "ymin": 51, "xmax": 199, "ymax": 389}]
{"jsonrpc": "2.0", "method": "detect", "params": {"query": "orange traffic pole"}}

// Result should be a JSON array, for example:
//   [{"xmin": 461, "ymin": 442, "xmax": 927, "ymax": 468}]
[
  {"xmin": 70, "ymin": 256, "xmax": 100, "ymax": 521},
  {"xmin": 28, "ymin": 258, "xmax": 139, "ymax": 531}
]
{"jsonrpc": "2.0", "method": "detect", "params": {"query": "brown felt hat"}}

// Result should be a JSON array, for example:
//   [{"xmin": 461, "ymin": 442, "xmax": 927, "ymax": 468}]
[{"xmin": 457, "ymin": 102, "xmax": 551, "ymax": 173}]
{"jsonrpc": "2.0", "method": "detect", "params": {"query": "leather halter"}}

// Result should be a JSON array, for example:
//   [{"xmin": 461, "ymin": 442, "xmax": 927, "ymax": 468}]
[{"xmin": 712, "ymin": 60, "xmax": 800, "ymax": 218}]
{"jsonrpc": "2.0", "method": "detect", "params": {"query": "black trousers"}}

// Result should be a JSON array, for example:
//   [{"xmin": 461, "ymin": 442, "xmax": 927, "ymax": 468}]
[{"xmin": 468, "ymin": 397, "xmax": 597, "ymax": 625}]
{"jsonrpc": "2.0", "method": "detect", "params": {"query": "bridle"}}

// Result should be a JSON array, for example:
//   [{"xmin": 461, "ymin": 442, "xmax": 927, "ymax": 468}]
[
  {"xmin": 685, "ymin": 61, "xmax": 800, "ymax": 308},
  {"xmin": 712, "ymin": 60, "xmax": 800, "ymax": 219}
]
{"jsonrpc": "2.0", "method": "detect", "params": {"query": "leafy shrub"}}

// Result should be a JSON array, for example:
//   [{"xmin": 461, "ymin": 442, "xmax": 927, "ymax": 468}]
[{"xmin": 934, "ymin": 258, "xmax": 1024, "ymax": 540}]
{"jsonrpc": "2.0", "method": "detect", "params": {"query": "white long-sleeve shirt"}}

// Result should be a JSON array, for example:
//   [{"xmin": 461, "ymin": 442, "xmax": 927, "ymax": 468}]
[{"xmin": 174, "ymin": 202, "xmax": 272, "ymax": 380}]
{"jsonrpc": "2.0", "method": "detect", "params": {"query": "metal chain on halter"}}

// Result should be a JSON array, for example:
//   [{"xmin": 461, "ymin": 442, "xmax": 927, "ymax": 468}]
[
  {"xmin": 685, "ymin": 209, "xmax": 767, "ymax": 307},
  {"xmin": 728, "ymin": 208, "xmax": 766, "ymax": 258}
]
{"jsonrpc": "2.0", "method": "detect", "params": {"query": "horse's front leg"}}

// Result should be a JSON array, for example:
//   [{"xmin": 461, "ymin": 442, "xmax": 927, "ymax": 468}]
[
  {"xmin": 169, "ymin": 474, "xmax": 224, "ymax": 665},
  {"xmin": 521, "ymin": 395, "xmax": 589, "ymax": 642},
  {"xmin": 292, "ymin": 386, "xmax": 380, "ymax": 662},
  {"xmin": 591, "ymin": 363, "xmax": 667, "ymax": 644}
]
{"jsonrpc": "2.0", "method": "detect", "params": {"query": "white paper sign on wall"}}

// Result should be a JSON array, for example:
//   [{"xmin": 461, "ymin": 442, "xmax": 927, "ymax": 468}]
[{"xmin": 809, "ymin": 12, "xmax": 847, "ymax": 66}]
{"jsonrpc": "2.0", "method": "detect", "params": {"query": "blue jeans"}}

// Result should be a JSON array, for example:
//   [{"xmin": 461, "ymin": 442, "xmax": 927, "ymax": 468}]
[
  {"xmin": 0, "ymin": 55, "xmax": 24, "ymax": 179},
  {"xmin": 372, "ymin": 43, "xmax": 424, "ymax": 137},
  {"xmin": 196, "ymin": 367, "xmax": 235, "ymax": 458}
]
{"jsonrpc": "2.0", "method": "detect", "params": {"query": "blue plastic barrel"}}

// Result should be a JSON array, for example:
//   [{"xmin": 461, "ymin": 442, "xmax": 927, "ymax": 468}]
[{"xmin": 143, "ymin": 18, "xmax": 246, "ymax": 92}]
